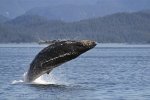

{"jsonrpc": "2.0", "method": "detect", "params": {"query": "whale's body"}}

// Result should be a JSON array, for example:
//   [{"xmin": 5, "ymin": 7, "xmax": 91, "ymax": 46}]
[{"xmin": 25, "ymin": 40, "xmax": 96, "ymax": 82}]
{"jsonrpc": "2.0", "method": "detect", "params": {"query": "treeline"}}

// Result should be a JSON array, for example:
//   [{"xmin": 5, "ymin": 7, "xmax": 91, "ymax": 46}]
[
  {"xmin": 0, "ymin": 11, "xmax": 150, "ymax": 43},
  {"xmin": 0, "ymin": 15, "xmax": 9, "ymax": 23}
]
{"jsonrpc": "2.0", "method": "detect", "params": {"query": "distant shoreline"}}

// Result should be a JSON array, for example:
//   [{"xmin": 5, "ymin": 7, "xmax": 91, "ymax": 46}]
[{"xmin": 0, "ymin": 43, "xmax": 150, "ymax": 48}]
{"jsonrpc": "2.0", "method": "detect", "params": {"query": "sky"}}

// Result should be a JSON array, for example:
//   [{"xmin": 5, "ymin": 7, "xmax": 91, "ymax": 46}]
[{"xmin": 0, "ymin": 0, "xmax": 150, "ymax": 18}]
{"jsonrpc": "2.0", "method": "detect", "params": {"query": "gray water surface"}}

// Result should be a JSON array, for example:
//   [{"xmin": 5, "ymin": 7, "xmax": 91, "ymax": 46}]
[{"xmin": 0, "ymin": 44, "xmax": 150, "ymax": 100}]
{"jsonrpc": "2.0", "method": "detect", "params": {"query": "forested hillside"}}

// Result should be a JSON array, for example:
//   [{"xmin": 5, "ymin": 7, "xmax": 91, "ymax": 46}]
[
  {"xmin": 0, "ymin": 15, "xmax": 9, "ymax": 23},
  {"xmin": 0, "ymin": 11, "xmax": 150, "ymax": 43}
]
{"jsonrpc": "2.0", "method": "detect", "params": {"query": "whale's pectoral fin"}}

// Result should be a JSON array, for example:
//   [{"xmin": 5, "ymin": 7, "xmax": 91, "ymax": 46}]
[
  {"xmin": 46, "ymin": 68, "xmax": 54, "ymax": 74},
  {"xmin": 46, "ymin": 70, "xmax": 50, "ymax": 74}
]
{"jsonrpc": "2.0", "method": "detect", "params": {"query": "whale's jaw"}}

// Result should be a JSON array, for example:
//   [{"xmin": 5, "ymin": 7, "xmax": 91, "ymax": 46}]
[{"xmin": 25, "ymin": 40, "xmax": 96, "ymax": 82}]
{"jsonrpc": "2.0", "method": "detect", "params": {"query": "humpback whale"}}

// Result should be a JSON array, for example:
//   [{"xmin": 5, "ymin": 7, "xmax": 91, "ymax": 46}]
[{"xmin": 25, "ymin": 40, "xmax": 96, "ymax": 82}]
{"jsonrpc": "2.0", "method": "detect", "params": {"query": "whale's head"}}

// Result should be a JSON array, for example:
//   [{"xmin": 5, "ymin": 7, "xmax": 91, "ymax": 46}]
[
  {"xmin": 25, "ymin": 40, "xmax": 96, "ymax": 82},
  {"xmin": 73, "ymin": 40, "xmax": 96, "ymax": 52},
  {"xmin": 65, "ymin": 40, "xmax": 96, "ymax": 55}
]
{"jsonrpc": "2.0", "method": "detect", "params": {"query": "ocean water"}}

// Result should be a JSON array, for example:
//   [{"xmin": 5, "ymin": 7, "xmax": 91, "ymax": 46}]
[{"xmin": 0, "ymin": 44, "xmax": 150, "ymax": 100}]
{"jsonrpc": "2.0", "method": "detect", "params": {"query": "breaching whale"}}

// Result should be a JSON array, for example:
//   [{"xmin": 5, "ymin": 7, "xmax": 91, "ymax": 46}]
[{"xmin": 25, "ymin": 40, "xmax": 96, "ymax": 82}]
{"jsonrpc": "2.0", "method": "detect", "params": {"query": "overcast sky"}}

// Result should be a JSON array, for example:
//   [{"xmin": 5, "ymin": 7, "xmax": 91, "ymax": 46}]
[{"xmin": 0, "ymin": 0, "xmax": 150, "ymax": 18}]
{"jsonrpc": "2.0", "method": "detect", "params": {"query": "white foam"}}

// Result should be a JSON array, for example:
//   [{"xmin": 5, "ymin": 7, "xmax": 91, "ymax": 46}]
[
  {"xmin": 11, "ymin": 72, "xmax": 27, "ymax": 84},
  {"xmin": 31, "ymin": 74, "xmax": 56, "ymax": 85},
  {"xmin": 11, "ymin": 80, "xmax": 24, "ymax": 84},
  {"xmin": 12, "ymin": 72, "xmax": 60, "ymax": 85}
]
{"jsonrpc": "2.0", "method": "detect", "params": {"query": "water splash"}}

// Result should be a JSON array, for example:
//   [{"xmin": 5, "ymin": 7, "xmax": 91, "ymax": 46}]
[
  {"xmin": 11, "ymin": 72, "xmax": 27, "ymax": 84},
  {"xmin": 11, "ymin": 72, "xmax": 64, "ymax": 85},
  {"xmin": 31, "ymin": 74, "xmax": 56, "ymax": 85},
  {"xmin": 11, "ymin": 80, "xmax": 24, "ymax": 84}
]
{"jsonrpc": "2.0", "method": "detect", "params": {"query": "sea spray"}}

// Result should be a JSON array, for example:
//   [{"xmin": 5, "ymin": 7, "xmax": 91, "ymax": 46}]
[
  {"xmin": 12, "ymin": 72, "xmax": 66, "ymax": 85},
  {"xmin": 31, "ymin": 74, "xmax": 56, "ymax": 85}
]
